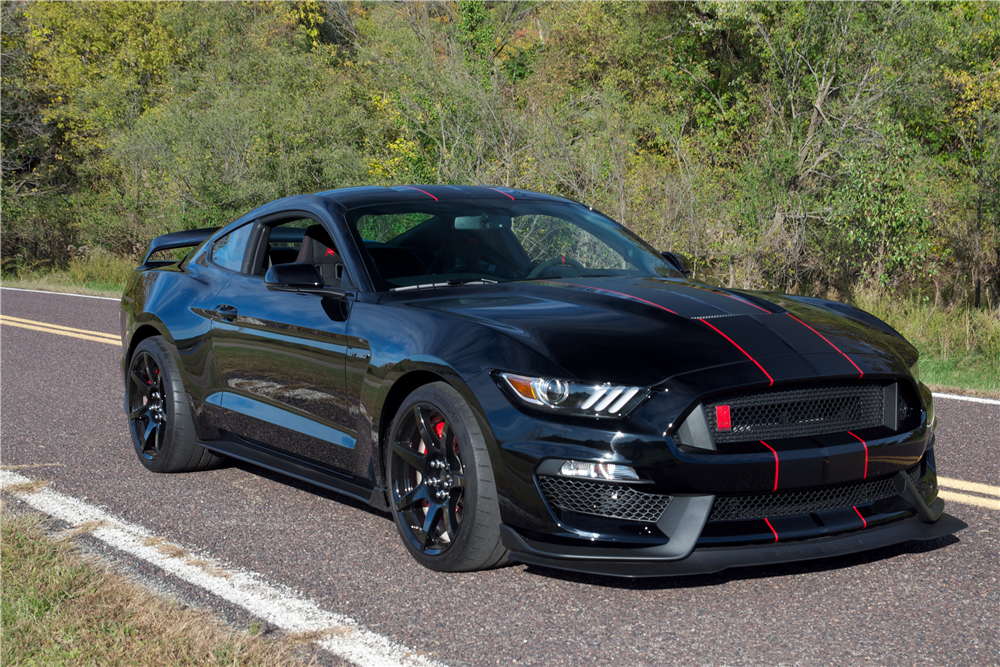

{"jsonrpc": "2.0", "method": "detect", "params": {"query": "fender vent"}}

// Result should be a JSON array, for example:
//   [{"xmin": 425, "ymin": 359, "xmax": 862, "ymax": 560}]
[
  {"xmin": 538, "ymin": 476, "xmax": 672, "ymax": 523},
  {"xmin": 708, "ymin": 463, "xmax": 921, "ymax": 522}
]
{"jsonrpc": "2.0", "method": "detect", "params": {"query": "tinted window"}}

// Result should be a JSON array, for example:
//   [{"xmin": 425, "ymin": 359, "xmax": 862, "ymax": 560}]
[
  {"xmin": 211, "ymin": 224, "xmax": 254, "ymax": 271},
  {"xmin": 346, "ymin": 201, "xmax": 680, "ymax": 290}
]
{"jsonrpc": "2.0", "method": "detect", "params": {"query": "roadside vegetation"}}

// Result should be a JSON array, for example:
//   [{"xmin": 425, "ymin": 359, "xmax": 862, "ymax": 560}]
[
  {"xmin": 0, "ymin": 509, "xmax": 330, "ymax": 667},
  {"xmin": 1, "ymin": 1, "xmax": 997, "ymax": 391}
]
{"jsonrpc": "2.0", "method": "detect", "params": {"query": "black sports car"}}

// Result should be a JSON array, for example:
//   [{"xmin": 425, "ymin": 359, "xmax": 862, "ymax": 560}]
[{"xmin": 120, "ymin": 185, "xmax": 965, "ymax": 577}]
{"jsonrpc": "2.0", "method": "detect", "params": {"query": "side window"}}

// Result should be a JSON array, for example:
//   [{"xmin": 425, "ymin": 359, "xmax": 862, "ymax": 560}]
[
  {"xmin": 263, "ymin": 219, "xmax": 313, "ymax": 270},
  {"xmin": 211, "ymin": 224, "xmax": 254, "ymax": 271}
]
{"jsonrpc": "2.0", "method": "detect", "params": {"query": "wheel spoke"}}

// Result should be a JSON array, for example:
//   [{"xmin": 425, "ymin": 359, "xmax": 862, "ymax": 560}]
[
  {"xmin": 450, "ymin": 472, "xmax": 466, "ymax": 488},
  {"xmin": 142, "ymin": 419, "xmax": 157, "ymax": 450},
  {"xmin": 394, "ymin": 484, "xmax": 429, "ymax": 511},
  {"xmin": 413, "ymin": 406, "xmax": 440, "ymax": 454},
  {"xmin": 143, "ymin": 354, "xmax": 157, "ymax": 387},
  {"xmin": 441, "ymin": 498, "xmax": 460, "ymax": 542},
  {"xmin": 130, "ymin": 370, "xmax": 150, "ymax": 396},
  {"xmin": 391, "ymin": 441, "xmax": 427, "ymax": 474},
  {"xmin": 129, "ymin": 405, "xmax": 149, "ymax": 420},
  {"xmin": 419, "ymin": 501, "xmax": 443, "ymax": 550}
]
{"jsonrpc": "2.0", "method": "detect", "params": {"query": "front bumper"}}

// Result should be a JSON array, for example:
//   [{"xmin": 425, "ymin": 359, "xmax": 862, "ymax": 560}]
[
  {"xmin": 497, "ymin": 466, "xmax": 967, "ymax": 577},
  {"xmin": 501, "ymin": 508, "xmax": 967, "ymax": 578}
]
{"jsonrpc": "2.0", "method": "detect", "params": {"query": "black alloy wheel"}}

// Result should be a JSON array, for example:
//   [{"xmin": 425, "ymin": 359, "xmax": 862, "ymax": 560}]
[
  {"xmin": 125, "ymin": 336, "xmax": 223, "ymax": 473},
  {"xmin": 128, "ymin": 350, "xmax": 168, "ymax": 461},
  {"xmin": 391, "ymin": 404, "xmax": 466, "ymax": 555},
  {"xmin": 387, "ymin": 382, "xmax": 509, "ymax": 571}
]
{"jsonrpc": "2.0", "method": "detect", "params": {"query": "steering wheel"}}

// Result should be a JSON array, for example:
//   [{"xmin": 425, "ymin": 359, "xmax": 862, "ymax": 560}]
[{"xmin": 526, "ymin": 255, "xmax": 585, "ymax": 279}]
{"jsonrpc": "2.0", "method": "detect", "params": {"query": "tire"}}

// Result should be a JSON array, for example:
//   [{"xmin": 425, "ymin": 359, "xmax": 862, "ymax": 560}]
[
  {"xmin": 386, "ymin": 382, "xmax": 509, "ymax": 572},
  {"xmin": 125, "ymin": 336, "xmax": 223, "ymax": 473}
]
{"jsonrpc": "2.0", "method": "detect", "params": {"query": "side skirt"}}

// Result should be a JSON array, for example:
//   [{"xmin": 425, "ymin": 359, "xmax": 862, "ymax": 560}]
[{"xmin": 201, "ymin": 435, "xmax": 389, "ymax": 511}]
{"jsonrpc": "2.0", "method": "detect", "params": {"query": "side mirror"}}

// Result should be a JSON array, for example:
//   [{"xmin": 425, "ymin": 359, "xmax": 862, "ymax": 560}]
[
  {"xmin": 661, "ymin": 251, "xmax": 692, "ymax": 277},
  {"xmin": 265, "ymin": 263, "xmax": 345, "ymax": 299}
]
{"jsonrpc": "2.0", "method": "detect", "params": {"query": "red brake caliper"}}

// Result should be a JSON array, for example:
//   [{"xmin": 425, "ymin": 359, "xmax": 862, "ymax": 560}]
[{"xmin": 434, "ymin": 422, "xmax": 445, "ymax": 439}]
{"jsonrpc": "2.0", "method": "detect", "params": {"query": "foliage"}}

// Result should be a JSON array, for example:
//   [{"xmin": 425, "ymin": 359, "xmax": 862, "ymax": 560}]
[{"xmin": 1, "ymin": 0, "xmax": 998, "ymax": 311}]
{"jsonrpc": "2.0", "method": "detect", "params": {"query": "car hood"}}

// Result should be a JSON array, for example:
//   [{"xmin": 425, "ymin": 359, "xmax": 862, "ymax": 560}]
[{"xmin": 406, "ymin": 277, "xmax": 917, "ymax": 388}]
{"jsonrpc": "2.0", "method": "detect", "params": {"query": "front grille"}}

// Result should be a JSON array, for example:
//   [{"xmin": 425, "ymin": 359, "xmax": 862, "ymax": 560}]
[
  {"xmin": 708, "ymin": 463, "xmax": 922, "ymax": 522},
  {"xmin": 706, "ymin": 382, "xmax": 885, "ymax": 444},
  {"xmin": 538, "ymin": 476, "xmax": 672, "ymax": 523}
]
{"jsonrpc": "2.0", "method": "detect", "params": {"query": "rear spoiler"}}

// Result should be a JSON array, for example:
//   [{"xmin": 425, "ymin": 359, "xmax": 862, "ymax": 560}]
[{"xmin": 142, "ymin": 227, "xmax": 219, "ymax": 266}]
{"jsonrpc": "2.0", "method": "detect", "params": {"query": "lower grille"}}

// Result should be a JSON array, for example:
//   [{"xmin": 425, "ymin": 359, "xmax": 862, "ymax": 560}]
[
  {"xmin": 705, "ymin": 382, "xmax": 886, "ymax": 444},
  {"xmin": 538, "ymin": 476, "xmax": 672, "ymax": 523},
  {"xmin": 708, "ymin": 463, "xmax": 922, "ymax": 522}
]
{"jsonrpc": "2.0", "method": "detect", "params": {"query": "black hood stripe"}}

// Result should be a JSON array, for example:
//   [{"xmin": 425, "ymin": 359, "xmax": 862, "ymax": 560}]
[{"xmin": 786, "ymin": 313, "xmax": 864, "ymax": 379}]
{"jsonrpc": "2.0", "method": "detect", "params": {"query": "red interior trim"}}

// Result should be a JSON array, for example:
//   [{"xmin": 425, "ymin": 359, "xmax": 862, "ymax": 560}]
[
  {"xmin": 549, "ymin": 282, "xmax": 679, "ymax": 316},
  {"xmin": 853, "ymin": 506, "xmax": 867, "ymax": 529},
  {"xmin": 700, "ymin": 319, "xmax": 775, "ymax": 386},
  {"xmin": 759, "ymin": 440, "xmax": 779, "ymax": 491},
  {"xmin": 786, "ymin": 313, "xmax": 864, "ymax": 378},
  {"xmin": 847, "ymin": 430, "xmax": 868, "ymax": 479},
  {"xmin": 487, "ymin": 187, "xmax": 516, "ymax": 201},
  {"xmin": 764, "ymin": 517, "xmax": 779, "ymax": 542},
  {"xmin": 398, "ymin": 186, "xmax": 439, "ymax": 201}
]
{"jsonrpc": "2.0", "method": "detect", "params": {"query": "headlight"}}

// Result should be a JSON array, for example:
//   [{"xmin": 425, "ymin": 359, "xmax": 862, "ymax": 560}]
[
  {"xmin": 496, "ymin": 372, "xmax": 650, "ymax": 418},
  {"xmin": 909, "ymin": 360, "xmax": 920, "ymax": 385}
]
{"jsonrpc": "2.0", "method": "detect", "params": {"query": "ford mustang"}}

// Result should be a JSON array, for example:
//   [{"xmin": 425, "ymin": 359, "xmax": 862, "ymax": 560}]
[{"xmin": 119, "ymin": 185, "xmax": 965, "ymax": 576}]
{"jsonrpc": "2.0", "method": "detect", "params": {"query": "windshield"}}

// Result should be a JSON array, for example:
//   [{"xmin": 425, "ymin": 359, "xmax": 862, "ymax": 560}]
[{"xmin": 345, "ymin": 200, "xmax": 681, "ymax": 291}]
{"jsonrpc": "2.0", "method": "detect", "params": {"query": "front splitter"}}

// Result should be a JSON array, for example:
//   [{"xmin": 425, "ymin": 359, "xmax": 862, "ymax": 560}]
[{"xmin": 500, "ymin": 513, "xmax": 968, "ymax": 578}]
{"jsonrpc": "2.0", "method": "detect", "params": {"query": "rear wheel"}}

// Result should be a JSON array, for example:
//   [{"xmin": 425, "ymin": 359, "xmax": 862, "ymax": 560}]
[
  {"xmin": 126, "ymin": 336, "xmax": 222, "ymax": 473},
  {"xmin": 386, "ymin": 382, "xmax": 509, "ymax": 572}
]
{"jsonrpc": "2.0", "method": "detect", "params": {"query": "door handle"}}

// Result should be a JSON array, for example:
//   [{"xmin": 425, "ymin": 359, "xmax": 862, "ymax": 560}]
[{"xmin": 214, "ymin": 304, "xmax": 238, "ymax": 322}]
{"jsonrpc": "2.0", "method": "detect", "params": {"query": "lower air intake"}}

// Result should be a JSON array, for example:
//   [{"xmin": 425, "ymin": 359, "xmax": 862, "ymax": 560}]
[
  {"xmin": 708, "ymin": 463, "xmax": 922, "ymax": 522},
  {"xmin": 538, "ymin": 476, "xmax": 672, "ymax": 523}
]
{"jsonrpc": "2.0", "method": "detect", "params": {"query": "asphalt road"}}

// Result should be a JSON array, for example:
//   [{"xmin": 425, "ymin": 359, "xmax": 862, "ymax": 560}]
[{"xmin": 2, "ymin": 287, "xmax": 997, "ymax": 667}]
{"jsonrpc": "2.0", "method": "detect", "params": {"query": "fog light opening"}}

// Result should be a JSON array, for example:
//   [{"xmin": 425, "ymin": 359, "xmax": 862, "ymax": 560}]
[{"xmin": 559, "ymin": 460, "xmax": 639, "ymax": 481}]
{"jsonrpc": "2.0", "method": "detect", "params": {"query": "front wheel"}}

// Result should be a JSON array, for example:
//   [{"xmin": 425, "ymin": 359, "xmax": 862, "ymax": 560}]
[
  {"xmin": 126, "ymin": 336, "xmax": 223, "ymax": 473},
  {"xmin": 386, "ymin": 382, "xmax": 509, "ymax": 572}
]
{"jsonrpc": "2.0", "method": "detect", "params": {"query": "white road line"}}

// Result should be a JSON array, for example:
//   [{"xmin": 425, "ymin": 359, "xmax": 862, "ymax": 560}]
[
  {"xmin": 1, "ymin": 471, "xmax": 448, "ymax": 667},
  {"xmin": 0, "ymin": 286, "xmax": 120, "ymax": 301},
  {"xmin": 932, "ymin": 392, "xmax": 1000, "ymax": 406}
]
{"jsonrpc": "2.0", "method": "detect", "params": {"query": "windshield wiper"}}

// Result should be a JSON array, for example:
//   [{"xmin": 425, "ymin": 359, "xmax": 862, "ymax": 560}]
[{"xmin": 390, "ymin": 278, "xmax": 499, "ymax": 292}]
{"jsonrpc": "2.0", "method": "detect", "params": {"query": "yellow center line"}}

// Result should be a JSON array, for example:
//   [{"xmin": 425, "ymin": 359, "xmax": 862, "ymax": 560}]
[
  {"xmin": 1, "ymin": 315, "xmax": 119, "ymax": 340},
  {"xmin": 938, "ymin": 489, "xmax": 1000, "ymax": 511},
  {"xmin": 937, "ymin": 476, "xmax": 1000, "ymax": 498},
  {"xmin": 1, "ymin": 318, "xmax": 119, "ymax": 346}
]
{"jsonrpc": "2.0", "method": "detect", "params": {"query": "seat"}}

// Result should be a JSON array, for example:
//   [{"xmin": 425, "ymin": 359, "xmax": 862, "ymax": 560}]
[{"xmin": 295, "ymin": 225, "xmax": 346, "ymax": 286}]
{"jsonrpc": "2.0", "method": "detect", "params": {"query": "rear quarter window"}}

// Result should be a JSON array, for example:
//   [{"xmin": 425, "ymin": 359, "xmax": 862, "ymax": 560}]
[{"xmin": 211, "ymin": 224, "xmax": 254, "ymax": 271}]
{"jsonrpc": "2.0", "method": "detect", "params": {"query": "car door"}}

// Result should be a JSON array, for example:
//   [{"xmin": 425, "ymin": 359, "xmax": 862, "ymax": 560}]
[{"xmin": 207, "ymin": 212, "xmax": 362, "ymax": 474}]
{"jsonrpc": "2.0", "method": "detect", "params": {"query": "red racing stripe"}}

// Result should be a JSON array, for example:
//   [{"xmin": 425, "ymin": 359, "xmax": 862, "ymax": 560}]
[
  {"xmin": 686, "ymin": 284, "xmax": 772, "ymax": 313},
  {"xmin": 764, "ymin": 517, "xmax": 779, "ymax": 542},
  {"xmin": 398, "ymin": 186, "xmax": 438, "ymax": 201},
  {"xmin": 700, "ymin": 319, "xmax": 775, "ymax": 386},
  {"xmin": 487, "ymin": 187, "xmax": 516, "ymax": 200},
  {"xmin": 847, "ymin": 431, "xmax": 868, "ymax": 479},
  {"xmin": 853, "ymin": 506, "xmax": 867, "ymax": 529},
  {"xmin": 549, "ymin": 282, "xmax": 680, "ymax": 316},
  {"xmin": 786, "ymin": 313, "xmax": 863, "ymax": 378},
  {"xmin": 760, "ymin": 440, "xmax": 779, "ymax": 491}
]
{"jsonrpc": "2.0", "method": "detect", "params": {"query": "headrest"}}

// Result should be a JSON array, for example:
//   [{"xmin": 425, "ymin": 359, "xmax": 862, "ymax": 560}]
[{"xmin": 296, "ymin": 225, "xmax": 339, "ymax": 265}]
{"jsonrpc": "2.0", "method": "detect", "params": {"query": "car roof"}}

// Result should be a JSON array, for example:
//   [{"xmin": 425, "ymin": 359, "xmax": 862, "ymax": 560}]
[{"xmin": 312, "ymin": 185, "xmax": 578, "ymax": 208}]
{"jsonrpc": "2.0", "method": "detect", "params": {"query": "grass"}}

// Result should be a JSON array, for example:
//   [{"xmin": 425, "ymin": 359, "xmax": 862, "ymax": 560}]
[
  {"xmin": 852, "ymin": 289, "xmax": 1000, "ymax": 396},
  {"xmin": 0, "ymin": 510, "xmax": 332, "ymax": 667},
  {"xmin": 1, "ymin": 253, "xmax": 136, "ymax": 298}
]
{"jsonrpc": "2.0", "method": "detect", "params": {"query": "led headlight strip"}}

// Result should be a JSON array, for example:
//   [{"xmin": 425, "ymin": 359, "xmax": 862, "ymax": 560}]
[{"xmin": 497, "ymin": 372, "xmax": 649, "ymax": 418}]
